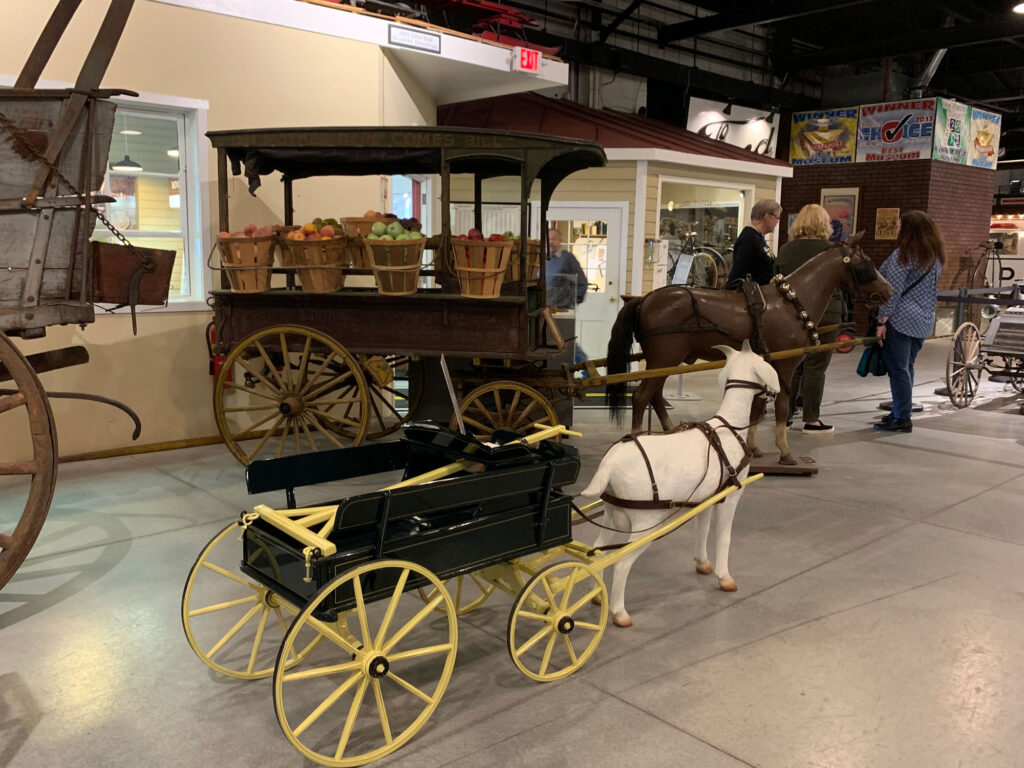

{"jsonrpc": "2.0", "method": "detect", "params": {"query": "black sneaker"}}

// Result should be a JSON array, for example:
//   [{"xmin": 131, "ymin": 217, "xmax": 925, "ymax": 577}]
[
  {"xmin": 878, "ymin": 413, "xmax": 893, "ymax": 425},
  {"xmin": 874, "ymin": 418, "xmax": 912, "ymax": 433},
  {"xmin": 802, "ymin": 422, "xmax": 834, "ymax": 434}
]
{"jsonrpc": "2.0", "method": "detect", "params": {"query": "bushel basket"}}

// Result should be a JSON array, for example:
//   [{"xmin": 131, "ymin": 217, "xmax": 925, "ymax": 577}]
[
  {"xmin": 451, "ymin": 239, "xmax": 513, "ymax": 299},
  {"xmin": 280, "ymin": 236, "xmax": 349, "ymax": 293},
  {"xmin": 217, "ymin": 234, "xmax": 275, "ymax": 292},
  {"xmin": 505, "ymin": 239, "xmax": 542, "ymax": 283},
  {"xmin": 364, "ymin": 239, "xmax": 425, "ymax": 296}
]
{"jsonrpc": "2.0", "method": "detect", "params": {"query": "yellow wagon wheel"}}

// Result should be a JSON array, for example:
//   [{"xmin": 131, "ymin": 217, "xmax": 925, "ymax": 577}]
[
  {"xmin": 274, "ymin": 560, "xmax": 457, "ymax": 767},
  {"xmin": 945, "ymin": 321, "xmax": 982, "ymax": 408},
  {"xmin": 684, "ymin": 252, "xmax": 719, "ymax": 289},
  {"xmin": 213, "ymin": 325, "xmax": 370, "ymax": 465},
  {"xmin": 507, "ymin": 561, "xmax": 608, "ymax": 682},
  {"xmin": 0, "ymin": 331, "xmax": 58, "ymax": 591},
  {"xmin": 181, "ymin": 522, "xmax": 321, "ymax": 679},
  {"xmin": 450, "ymin": 381, "xmax": 558, "ymax": 439},
  {"xmin": 417, "ymin": 571, "xmax": 496, "ymax": 615},
  {"xmin": 332, "ymin": 355, "xmax": 424, "ymax": 441}
]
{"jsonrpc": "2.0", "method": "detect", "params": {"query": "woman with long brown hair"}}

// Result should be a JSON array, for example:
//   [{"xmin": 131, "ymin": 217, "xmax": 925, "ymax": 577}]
[{"xmin": 874, "ymin": 210, "xmax": 946, "ymax": 433}]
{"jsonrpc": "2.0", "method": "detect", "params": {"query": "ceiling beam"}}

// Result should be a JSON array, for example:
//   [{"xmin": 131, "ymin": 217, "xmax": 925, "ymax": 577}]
[
  {"xmin": 600, "ymin": 0, "xmax": 646, "ymax": 43},
  {"xmin": 657, "ymin": 0, "xmax": 878, "ymax": 46},
  {"xmin": 560, "ymin": 39, "xmax": 819, "ymax": 111},
  {"xmin": 781, "ymin": 16, "xmax": 1024, "ymax": 72}
]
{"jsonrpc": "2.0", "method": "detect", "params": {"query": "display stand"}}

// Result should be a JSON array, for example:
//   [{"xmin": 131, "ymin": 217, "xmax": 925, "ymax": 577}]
[{"xmin": 749, "ymin": 454, "xmax": 818, "ymax": 476}]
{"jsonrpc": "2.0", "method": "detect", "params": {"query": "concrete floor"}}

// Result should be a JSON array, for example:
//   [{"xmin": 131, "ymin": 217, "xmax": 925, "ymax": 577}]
[{"xmin": 2, "ymin": 338, "xmax": 1024, "ymax": 768}]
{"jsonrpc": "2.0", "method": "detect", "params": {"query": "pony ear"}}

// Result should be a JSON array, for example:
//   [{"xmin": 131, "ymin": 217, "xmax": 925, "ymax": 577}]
[
  {"xmin": 740, "ymin": 339, "xmax": 753, "ymax": 354},
  {"xmin": 713, "ymin": 344, "xmax": 737, "ymax": 359}
]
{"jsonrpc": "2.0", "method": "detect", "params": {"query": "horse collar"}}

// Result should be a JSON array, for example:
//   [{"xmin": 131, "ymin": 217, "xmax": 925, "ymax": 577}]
[{"xmin": 769, "ymin": 274, "xmax": 821, "ymax": 346}]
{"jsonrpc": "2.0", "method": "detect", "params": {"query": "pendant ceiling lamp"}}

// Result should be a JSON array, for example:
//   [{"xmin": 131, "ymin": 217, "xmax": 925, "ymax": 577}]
[{"xmin": 110, "ymin": 114, "xmax": 143, "ymax": 172}]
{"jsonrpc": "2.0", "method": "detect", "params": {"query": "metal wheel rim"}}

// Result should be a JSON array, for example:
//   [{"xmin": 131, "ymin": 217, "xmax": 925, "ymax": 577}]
[
  {"xmin": 213, "ymin": 325, "xmax": 370, "ymax": 465},
  {"xmin": 181, "ymin": 522, "xmax": 319, "ymax": 679},
  {"xmin": 0, "ymin": 331, "xmax": 58, "ymax": 591},
  {"xmin": 417, "ymin": 572, "xmax": 496, "ymax": 615},
  {"xmin": 333, "ymin": 355, "xmax": 423, "ymax": 441},
  {"xmin": 451, "ymin": 381, "xmax": 558, "ymax": 439},
  {"xmin": 273, "ymin": 559, "xmax": 457, "ymax": 767},
  {"xmin": 685, "ymin": 252, "xmax": 719, "ymax": 289},
  {"xmin": 945, "ymin": 322, "xmax": 981, "ymax": 408},
  {"xmin": 506, "ymin": 561, "xmax": 608, "ymax": 682}
]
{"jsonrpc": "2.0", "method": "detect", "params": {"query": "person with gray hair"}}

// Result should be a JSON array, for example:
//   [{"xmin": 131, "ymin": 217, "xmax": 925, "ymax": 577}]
[{"xmin": 727, "ymin": 198, "xmax": 782, "ymax": 286}]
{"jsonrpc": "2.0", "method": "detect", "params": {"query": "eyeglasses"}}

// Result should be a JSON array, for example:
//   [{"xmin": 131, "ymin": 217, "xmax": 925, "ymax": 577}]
[{"xmin": 767, "ymin": 212, "xmax": 781, "ymax": 220}]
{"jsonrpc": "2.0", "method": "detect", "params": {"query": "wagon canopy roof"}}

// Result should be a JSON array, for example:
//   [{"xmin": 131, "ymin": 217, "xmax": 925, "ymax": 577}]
[{"xmin": 207, "ymin": 126, "xmax": 607, "ymax": 194}]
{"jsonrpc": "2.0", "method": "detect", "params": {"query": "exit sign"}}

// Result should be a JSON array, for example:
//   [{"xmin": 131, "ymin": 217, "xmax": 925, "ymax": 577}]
[{"xmin": 511, "ymin": 47, "xmax": 542, "ymax": 74}]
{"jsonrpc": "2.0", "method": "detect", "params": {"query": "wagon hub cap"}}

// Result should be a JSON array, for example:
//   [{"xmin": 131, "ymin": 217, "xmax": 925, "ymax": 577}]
[
  {"xmin": 279, "ymin": 395, "xmax": 304, "ymax": 416},
  {"xmin": 367, "ymin": 655, "xmax": 390, "ymax": 678},
  {"xmin": 557, "ymin": 615, "xmax": 575, "ymax": 634}
]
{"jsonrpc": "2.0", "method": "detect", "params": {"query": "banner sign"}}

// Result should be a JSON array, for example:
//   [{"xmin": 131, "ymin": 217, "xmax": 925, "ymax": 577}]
[
  {"xmin": 968, "ymin": 107, "xmax": 1001, "ymax": 169},
  {"xmin": 932, "ymin": 98, "xmax": 969, "ymax": 165},
  {"xmin": 856, "ymin": 99, "xmax": 936, "ymax": 162},
  {"xmin": 789, "ymin": 108, "xmax": 858, "ymax": 164}
]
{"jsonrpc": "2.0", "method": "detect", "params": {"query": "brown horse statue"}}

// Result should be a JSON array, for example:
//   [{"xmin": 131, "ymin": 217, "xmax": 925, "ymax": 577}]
[{"xmin": 606, "ymin": 233, "xmax": 893, "ymax": 465}]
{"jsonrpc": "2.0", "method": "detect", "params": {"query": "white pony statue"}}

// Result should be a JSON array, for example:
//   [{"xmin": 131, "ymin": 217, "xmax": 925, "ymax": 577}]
[{"xmin": 581, "ymin": 340, "xmax": 779, "ymax": 628}]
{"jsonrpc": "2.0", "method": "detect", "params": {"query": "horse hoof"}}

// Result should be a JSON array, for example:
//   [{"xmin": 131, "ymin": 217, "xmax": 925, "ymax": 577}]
[
  {"xmin": 695, "ymin": 559, "xmax": 713, "ymax": 575},
  {"xmin": 751, "ymin": 446, "xmax": 764, "ymax": 458},
  {"xmin": 612, "ymin": 612, "xmax": 633, "ymax": 628},
  {"xmin": 591, "ymin": 594, "xmax": 603, "ymax": 607},
  {"xmin": 778, "ymin": 454, "xmax": 798, "ymax": 466},
  {"xmin": 718, "ymin": 577, "xmax": 737, "ymax": 592}
]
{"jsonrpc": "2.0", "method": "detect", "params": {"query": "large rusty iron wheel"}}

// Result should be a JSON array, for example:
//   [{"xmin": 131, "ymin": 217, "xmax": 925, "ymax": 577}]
[
  {"xmin": 450, "ymin": 381, "xmax": 558, "ymax": 439},
  {"xmin": 332, "ymin": 354, "xmax": 424, "ymax": 441},
  {"xmin": 0, "ymin": 331, "xmax": 58, "ymax": 591},
  {"xmin": 945, "ymin": 322, "xmax": 982, "ymax": 408},
  {"xmin": 214, "ymin": 325, "xmax": 370, "ymax": 465}
]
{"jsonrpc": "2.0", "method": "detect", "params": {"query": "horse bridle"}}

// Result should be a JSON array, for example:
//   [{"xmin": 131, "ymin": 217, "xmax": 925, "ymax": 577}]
[
  {"xmin": 725, "ymin": 377, "xmax": 777, "ymax": 423},
  {"xmin": 842, "ymin": 245, "xmax": 886, "ymax": 304}
]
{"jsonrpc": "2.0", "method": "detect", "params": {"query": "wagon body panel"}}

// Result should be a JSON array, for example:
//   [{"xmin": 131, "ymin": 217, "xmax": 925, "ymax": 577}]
[{"xmin": 0, "ymin": 95, "xmax": 115, "ymax": 312}]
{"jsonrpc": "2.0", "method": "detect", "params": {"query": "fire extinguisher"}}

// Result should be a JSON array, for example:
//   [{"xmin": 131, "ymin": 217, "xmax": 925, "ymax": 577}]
[{"xmin": 207, "ymin": 321, "xmax": 230, "ymax": 381}]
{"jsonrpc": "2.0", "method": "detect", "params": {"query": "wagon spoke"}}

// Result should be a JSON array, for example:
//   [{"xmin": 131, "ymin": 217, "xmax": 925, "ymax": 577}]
[
  {"xmin": 279, "ymin": 333, "xmax": 293, "ymax": 390},
  {"xmin": 539, "ymin": 575, "xmax": 558, "ymax": 609},
  {"xmin": 231, "ymin": 410, "xmax": 281, "ymax": 441},
  {"xmin": 0, "ymin": 461, "xmax": 36, "ymax": 476},
  {"xmin": 461, "ymin": 415, "xmax": 492, "ymax": 433},
  {"xmin": 386, "ymin": 670, "xmax": 434, "ymax": 704},
  {"xmin": 291, "ymin": 671, "xmax": 361, "ymax": 737},
  {"xmin": 235, "ymin": 352, "xmax": 278, "ymax": 394},
  {"xmin": 573, "ymin": 620, "xmax": 603, "ymax": 631},
  {"xmin": 299, "ymin": 416, "xmax": 318, "ymax": 452},
  {"xmin": 223, "ymin": 381, "xmax": 280, "ymax": 402},
  {"xmin": 304, "ymin": 411, "xmax": 347, "ymax": 450},
  {"xmin": 205, "ymin": 603, "xmax": 261, "ymax": 659},
  {"xmin": 514, "ymin": 609, "xmax": 550, "ymax": 623},
  {"xmin": 187, "ymin": 594, "xmax": 260, "ymax": 617},
  {"xmin": 292, "ymin": 419, "xmax": 301, "ymax": 454},
  {"xmin": 298, "ymin": 354, "xmax": 335, "ymax": 398},
  {"xmin": 373, "ymin": 569, "xmax": 409, "ymax": 647},
  {"xmin": 245, "ymin": 417, "xmax": 286, "ymax": 462},
  {"xmin": 221, "ymin": 404, "xmax": 279, "ymax": 414},
  {"xmin": 199, "ymin": 561, "xmax": 261, "ymax": 590},
  {"xmin": 303, "ymin": 365, "xmax": 354, "ymax": 401},
  {"xmin": 387, "ymin": 643, "xmax": 454, "ymax": 662},
  {"xmin": 275, "ymin": 420, "xmax": 290, "ymax": 458},
  {"xmin": 281, "ymin": 659, "xmax": 361, "ymax": 682},
  {"xmin": 515, "ymin": 624, "xmax": 554, "ymax": 657},
  {"xmin": 0, "ymin": 392, "xmax": 26, "ymax": 415},
  {"xmin": 294, "ymin": 336, "xmax": 313, "ymax": 390},
  {"xmin": 510, "ymin": 400, "xmax": 539, "ymax": 430},
  {"xmin": 246, "ymin": 606, "xmax": 271, "ymax": 675},
  {"xmin": 537, "ymin": 633, "xmax": 558, "ymax": 676},
  {"xmin": 372, "ymin": 678, "xmax": 393, "ymax": 745},
  {"xmin": 309, "ymin": 407, "xmax": 362, "ymax": 430},
  {"xmin": 382, "ymin": 596, "xmax": 444, "ymax": 654},
  {"xmin": 306, "ymin": 615, "xmax": 362, "ymax": 656},
  {"xmin": 468, "ymin": 399, "xmax": 498, "ymax": 427},
  {"xmin": 352, "ymin": 575, "xmax": 371, "ymax": 648},
  {"xmin": 334, "ymin": 677, "xmax": 370, "ymax": 760},
  {"xmin": 566, "ymin": 586, "xmax": 603, "ymax": 615},
  {"xmin": 492, "ymin": 390, "xmax": 505, "ymax": 423},
  {"xmin": 254, "ymin": 341, "xmax": 286, "ymax": 391}
]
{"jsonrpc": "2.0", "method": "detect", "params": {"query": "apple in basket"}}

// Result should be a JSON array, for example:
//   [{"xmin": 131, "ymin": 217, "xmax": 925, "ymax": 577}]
[
  {"xmin": 487, "ymin": 233, "xmax": 505, "ymax": 242},
  {"xmin": 371, "ymin": 221, "xmax": 388, "ymax": 237},
  {"xmin": 386, "ymin": 220, "xmax": 405, "ymax": 238},
  {"xmin": 467, "ymin": 228, "xmax": 484, "ymax": 241}
]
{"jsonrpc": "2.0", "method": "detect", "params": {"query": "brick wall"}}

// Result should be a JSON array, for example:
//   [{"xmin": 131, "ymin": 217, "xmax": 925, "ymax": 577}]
[{"xmin": 780, "ymin": 161, "xmax": 993, "ymax": 333}]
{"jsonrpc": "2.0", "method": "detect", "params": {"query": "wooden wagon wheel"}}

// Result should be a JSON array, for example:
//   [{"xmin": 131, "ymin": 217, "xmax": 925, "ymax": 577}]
[
  {"xmin": 507, "ymin": 561, "xmax": 608, "ymax": 682},
  {"xmin": 0, "ymin": 332, "xmax": 58, "ymax": 591},
  {"xmin": 273, "ymin": 560, "xmax": 457, "ymax": 767},
  {"xmin": 450, "ymin": 381, "xmax": 558, "ymax": 438},
  {"xmin": 417, "ymin": 571, "xmax": 496, "ymax": 615},
  {"xmin": 685, "ymin": 252, "xmax": 719, "ymax": 289},
  {"xmin": 181, "ymin": 522, "xmax": 322, "ymax": 679},
  {"xmin": 945, "ymin": 322, "xmax": 982, "ymax": 408},
  {"xmin": 332, "ymin": 355, "xmax": 424, "ymax": 441},
  {"xmin": 213, "ymin": 325, "xmax": 370, "ymax": 465}
]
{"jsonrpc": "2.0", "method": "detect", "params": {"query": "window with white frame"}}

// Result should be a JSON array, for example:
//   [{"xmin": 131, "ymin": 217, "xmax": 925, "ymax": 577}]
[{"xmin": 92, "ymin": 102, "xmax": 207, "ymax": 307}]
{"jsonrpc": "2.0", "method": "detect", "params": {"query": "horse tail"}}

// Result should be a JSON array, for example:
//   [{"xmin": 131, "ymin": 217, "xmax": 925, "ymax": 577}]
[
  {"xmin": 580, "ymin": 458, "xmax": 612, "ymax": 499},
  {"xmin": 606, "ymin": 297, "xmax": 643, "ymax": 423}
]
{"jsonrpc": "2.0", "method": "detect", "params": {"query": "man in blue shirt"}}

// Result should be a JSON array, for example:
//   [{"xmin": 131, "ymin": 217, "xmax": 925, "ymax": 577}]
[{"xmin": 546, "ymin": 228, "xmax": 588, "ymax": 363}]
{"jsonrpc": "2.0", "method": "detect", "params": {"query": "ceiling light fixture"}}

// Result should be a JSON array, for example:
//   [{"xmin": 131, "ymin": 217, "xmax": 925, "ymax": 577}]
[
  {"xmin": 765, "ymin": 108, "xmax": 777, "ymax": 125},
  {"xmin": 1014, "ymin": 2, "xmax": 1024, "ymax": 13},
  {"xmin": 110, "ymin": 114, "xmax": 143, "ymax": 172},
  {"xmin": 723, "ymin": 100, "xmax": 733, "ymax": 116}
]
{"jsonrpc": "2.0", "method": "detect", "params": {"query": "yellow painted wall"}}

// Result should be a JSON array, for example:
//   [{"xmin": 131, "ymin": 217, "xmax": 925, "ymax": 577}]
[{"xmin": 1, "ymin": 0, "xmax": 436, "ymax": 459}]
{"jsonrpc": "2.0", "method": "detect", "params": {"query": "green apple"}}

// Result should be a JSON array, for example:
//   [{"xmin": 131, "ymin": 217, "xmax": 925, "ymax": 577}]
[
  {"xmin": 380, "ymin": 234, "xmax": 394, "ymax": 241},
  {"xmin": 407, "ymin": 230, "xmax": 422, "ymax": 239},
  {"xmin": 503, "ymin": 231, "xmax": 515, "ymax": 239},
  {"xmin": 395, "ymin": 232, "xmax": 411, "ymax": 240},
  {"xmin": 366, "ymin": 232, "xmax": 380, "ymax": 239},
  {"xmin": 371, "ymin": 221, "xmax": 387, "ymax": 236},
  {"xmin": 386, "ymin": 220, "xmax": 405, "ymax": 238}
]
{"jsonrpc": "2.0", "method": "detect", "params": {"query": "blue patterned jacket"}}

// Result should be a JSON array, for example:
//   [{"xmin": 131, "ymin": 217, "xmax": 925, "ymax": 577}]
[{"xmin": 877, "ymin": 248, "xmax": 941, "ymax": 339}]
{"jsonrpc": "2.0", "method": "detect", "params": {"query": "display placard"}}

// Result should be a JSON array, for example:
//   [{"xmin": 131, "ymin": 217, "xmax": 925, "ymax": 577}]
[
  {"xmin": 789, "ymin": 108, "xmax": 858, "ymax": 165},
  {"xmin": 968, "ymin": 107, "xmax": 1001, "ymax": 169},
  {"xmin": 856, "ymin": 99, "xmax": 936, "ymax": 162},
  {"xmin": 932, "ymin": 98, "xmax": 969, "ymax": 165},
  {"xmin": 875, "ymin": 208, "xmax": 900, "ymax": 240}
]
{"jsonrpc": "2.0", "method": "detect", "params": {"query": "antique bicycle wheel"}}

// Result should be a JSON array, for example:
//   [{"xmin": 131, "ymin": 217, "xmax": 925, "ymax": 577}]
[
  {"xmin": 451, "ymin": 381, "xmax": 558, "ymax": 439},
  {"xmin": 507, "ymin": 561, "xmax": 608, "ymax": 682},
  {"xmin": 181, "ymin": 522, "xmax": 321, "ymax": 679},
  {"xmin": 945, "ymin": 322, "xmax": 982, "ymax": 408},
  {"xmin": 685, "ymin": 251, "xmax": 720, "ymax": 289},
  {"xmin": 332, "ymin": 355, "xmax": 424, "ymax": 441},
  {"xmin": 418, "ymin": 571, "xmax": 496, "ymax": 615},
  {"xmin": 0, "ymin": 332, "xmax": 58, "ymax": 591},
  {"xmin": 213, "ymin": 325, "xmax": 370, "ymax": 465},
  {"xmin": 274, "ymin": 560, "xmax": 457, "ymax": 767}
]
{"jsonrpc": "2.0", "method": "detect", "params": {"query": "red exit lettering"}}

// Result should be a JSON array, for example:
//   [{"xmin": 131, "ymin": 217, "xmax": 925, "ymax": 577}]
[{"xmin": 512, "ymin": 46, "xmax": 542, "ymax": 73}]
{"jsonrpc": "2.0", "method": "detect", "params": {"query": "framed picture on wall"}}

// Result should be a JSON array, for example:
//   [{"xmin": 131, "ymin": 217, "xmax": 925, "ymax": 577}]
[{"xmin": 819, "ymin": 187, "xmax": 858, "ymax": 242}]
